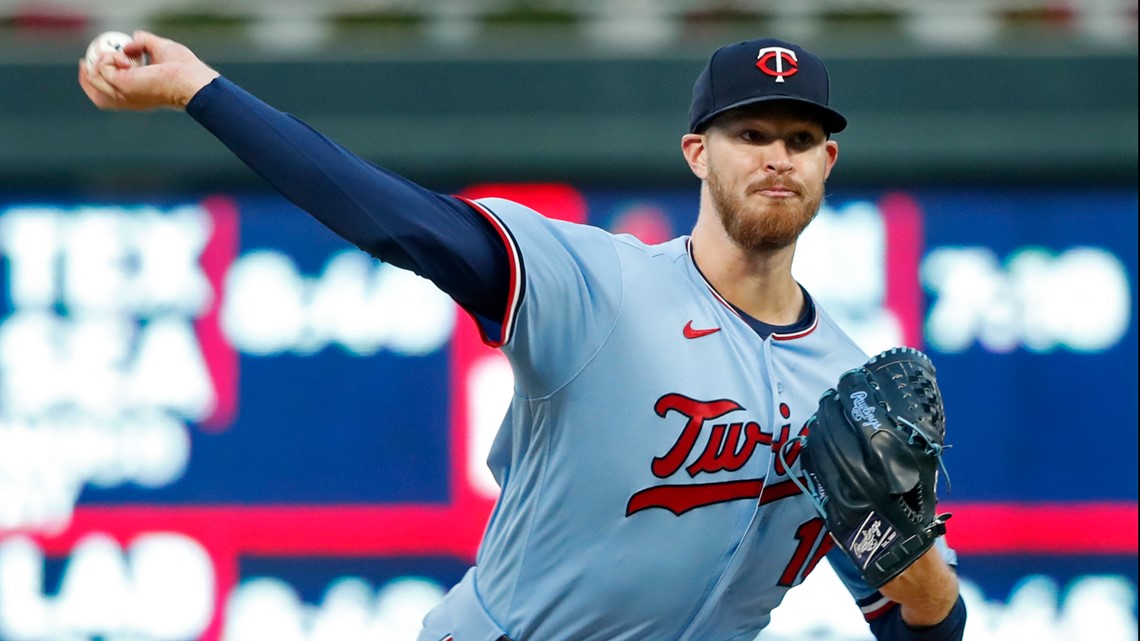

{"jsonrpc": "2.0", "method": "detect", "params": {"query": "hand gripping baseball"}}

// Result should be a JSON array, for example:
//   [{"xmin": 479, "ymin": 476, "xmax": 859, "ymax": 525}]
[
  {"xmin": 794, "ymin": 347, "xmax": 953, "ymax": 589},
  {"xmin": 78, "ymin": 30, "xmax": 220, "ymax": 111}
]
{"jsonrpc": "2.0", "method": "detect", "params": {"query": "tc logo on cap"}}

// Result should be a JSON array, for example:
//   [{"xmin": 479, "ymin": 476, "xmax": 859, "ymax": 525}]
[{"xmin": 756, "ymin": 46, "xmax": 798, "ymax": 83}]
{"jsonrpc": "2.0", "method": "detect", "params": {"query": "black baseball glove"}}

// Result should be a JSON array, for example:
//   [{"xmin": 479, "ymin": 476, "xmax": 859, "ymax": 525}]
[{"xmin": 798, "ymin": 347, "xmax": 953, "ymax": 589}]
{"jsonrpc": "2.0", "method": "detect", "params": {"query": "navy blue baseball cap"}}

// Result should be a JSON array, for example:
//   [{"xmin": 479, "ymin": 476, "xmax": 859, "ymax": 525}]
[{"xmin": 688, "ymin": 38, "xmax": 847, "ymax": 134}]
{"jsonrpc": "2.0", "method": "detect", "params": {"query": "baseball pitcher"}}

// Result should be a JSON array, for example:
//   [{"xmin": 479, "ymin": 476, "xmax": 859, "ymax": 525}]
[{"xmin": 80, "ymin": 33, "xmax": 967, "ymax": 641}]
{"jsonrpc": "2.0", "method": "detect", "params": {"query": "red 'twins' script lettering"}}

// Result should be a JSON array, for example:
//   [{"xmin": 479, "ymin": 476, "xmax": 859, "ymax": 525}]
[
  {"xmin": 651, "ymin": 394, "xmax": 743, "ymax": 478},
  {"xmin": 627, "ymin": 393, "xmax": 806, "ymax": 517}
]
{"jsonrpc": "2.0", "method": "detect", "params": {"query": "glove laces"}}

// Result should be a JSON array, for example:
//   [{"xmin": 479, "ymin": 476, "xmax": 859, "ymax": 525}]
[
  {"xmin": 895, "ymin": 416, "xmax": 953, "ymax": 495},
  {"xmin": 781, "ymin": 435, "xmax": 828, "ymax": 517}
]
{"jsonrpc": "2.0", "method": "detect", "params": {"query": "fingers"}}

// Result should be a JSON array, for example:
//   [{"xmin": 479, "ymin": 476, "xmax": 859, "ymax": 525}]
[
  {"xmin": 131, "ymin": 29, "xmax": 158, "ymax": 48},
  {"xmin": 104, "ymin": 48, "xmax": 137, "ymax": 70},
  {"xmin": 77, "ymin": 61, "xmax": 110, "ymax": 108},
  {"xmin": 79, "ymin": 49, "xmax": 144, "ymax": 110},
  {"xmin": 78, "ymin": 59, "xmax": 125, "ymax": 109},
  {"xmin": 123, "ymin": 30, "xmax": 155, "ymax": 61},
  {"xmin": 128, "ymin": 30, "xmax": 186, "ymax": 65}
]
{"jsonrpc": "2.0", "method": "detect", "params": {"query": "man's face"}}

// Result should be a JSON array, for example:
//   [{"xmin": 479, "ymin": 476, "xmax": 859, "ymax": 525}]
[{"xmin": 699, "ymin": 104, "xmax": 838, "ymax": 251}]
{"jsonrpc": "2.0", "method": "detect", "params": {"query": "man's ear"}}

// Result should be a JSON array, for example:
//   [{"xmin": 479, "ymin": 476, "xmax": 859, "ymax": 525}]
[
  {"xmin": 823, "ymin": 139, "xmax": 839, "ymax": 179},
  {"xmin": 681, "ymin": 133, "xmax": 708, "ymax": 181}
]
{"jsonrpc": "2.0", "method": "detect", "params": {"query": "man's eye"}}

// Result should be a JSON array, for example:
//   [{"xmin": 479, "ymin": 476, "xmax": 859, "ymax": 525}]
[
  {"xmin": 790, "ymin": 133, "xmax": 818, "ymax": 149},
  {"xmin": 741, "ymin": 130, "xmax": 767, "ymax": 143}
]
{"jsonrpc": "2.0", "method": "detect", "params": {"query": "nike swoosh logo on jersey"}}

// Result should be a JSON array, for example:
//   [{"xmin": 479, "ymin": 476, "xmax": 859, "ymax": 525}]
[{"xmin": 683, "ymin": 320, "xmax": 721, "ymax": 339}]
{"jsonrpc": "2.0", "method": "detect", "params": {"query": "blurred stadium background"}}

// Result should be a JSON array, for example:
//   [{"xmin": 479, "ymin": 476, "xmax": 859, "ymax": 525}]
[{"xmin": 0, "ymin": 1, "xmax": 1136, "ymax": 640}]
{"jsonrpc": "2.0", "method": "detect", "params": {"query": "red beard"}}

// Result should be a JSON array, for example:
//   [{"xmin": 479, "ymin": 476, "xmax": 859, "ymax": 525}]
[{"xmin": 707, "ymin": 166, "xmax": 824, "ymax": 251}]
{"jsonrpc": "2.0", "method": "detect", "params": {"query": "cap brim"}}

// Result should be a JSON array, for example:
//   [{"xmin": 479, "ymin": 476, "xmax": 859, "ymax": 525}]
[{"xmin": 693, "ymin": 95, "xmax": 847, "ymax": 134}]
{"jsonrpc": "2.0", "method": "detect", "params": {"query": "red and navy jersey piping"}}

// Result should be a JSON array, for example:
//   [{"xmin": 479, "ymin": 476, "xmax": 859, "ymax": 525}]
[
  {"xmin": 457, "ymin": 197, "xmax": 526, "ymax": 347},
  {"xmin": 858, "ymin": 591, "xmax": 898, "ymax": 621}
]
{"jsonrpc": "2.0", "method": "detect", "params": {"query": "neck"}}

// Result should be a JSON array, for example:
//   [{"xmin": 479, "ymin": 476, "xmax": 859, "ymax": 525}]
[{"xmin": 690, "ymin": 207, "xmax": 806, "ymax": 326}]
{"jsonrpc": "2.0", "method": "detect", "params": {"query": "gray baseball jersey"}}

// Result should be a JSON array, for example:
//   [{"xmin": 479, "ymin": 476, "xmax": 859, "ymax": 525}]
[{"xmin": 419, "ymin": 197, "xmax": 954, "ymax": 641}]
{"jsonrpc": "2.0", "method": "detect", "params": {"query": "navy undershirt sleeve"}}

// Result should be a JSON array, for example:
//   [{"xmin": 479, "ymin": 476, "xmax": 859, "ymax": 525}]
[
  {"xmin": 184, "ymin": 76, "xmax": 510, "ymax": 321},
  {"xmin": 871, "ymin": 596, "xmax": 967, "ymax": 641}
]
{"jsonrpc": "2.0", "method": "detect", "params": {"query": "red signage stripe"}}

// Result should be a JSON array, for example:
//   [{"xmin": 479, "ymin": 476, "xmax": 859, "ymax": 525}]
[
  {"xmin": 939, "ymin": 501, "xmax": 1137, "ymax": 555},
  {"xmin": 28, "ymin": 505, "xmax": 489, "ymax": 559},
  {"xmin": 18, "ymin": 501, "xmax": 1136, "ymax": 557},
  {"xmin": 197, "ymin": 195, "xmax": 241, "ymax": 433},
  {"xmin": 880, "ymin": 192, "xmax": 924, "ymax": 349}
]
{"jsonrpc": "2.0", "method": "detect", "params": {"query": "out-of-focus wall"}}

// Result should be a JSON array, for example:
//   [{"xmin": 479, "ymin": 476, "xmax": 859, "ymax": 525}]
[{"xmin": 0, "ymin": 0, "xmax": 1136, "ymax": 191}]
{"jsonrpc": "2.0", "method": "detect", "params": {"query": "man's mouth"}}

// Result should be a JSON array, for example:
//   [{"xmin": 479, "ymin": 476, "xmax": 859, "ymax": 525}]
[{"xmin": 752, "ymin": 184, "xmax": 798, "ymax": 198}]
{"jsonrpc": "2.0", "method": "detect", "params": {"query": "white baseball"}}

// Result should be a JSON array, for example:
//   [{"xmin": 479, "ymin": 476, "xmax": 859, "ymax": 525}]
[{"xmin": 85, "ymin": 31, "xmax": 137, "ymax": 72}]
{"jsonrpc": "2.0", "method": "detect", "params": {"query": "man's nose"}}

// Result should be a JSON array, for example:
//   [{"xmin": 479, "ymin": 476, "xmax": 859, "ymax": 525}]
[{"xmin": 765, "ymin": 141, "xmax": 794, "ymax": 173}]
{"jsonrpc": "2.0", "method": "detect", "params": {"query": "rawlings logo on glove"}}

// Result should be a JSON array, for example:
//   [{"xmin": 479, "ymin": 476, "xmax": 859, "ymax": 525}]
[{"xmin": 795, "ymin": 347, "xmax": 953, "ymax": 588}]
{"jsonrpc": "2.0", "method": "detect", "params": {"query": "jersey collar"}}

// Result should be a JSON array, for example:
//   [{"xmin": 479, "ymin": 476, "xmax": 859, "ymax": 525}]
[{"xmin": 685, "ymin": 237, "xmax": 819, "ymax": 341}]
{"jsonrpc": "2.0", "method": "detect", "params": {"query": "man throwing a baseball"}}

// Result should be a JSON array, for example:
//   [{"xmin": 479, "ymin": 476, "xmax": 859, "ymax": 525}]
[{"xmin": 80, "ymin": 31, "xmax": 966, "ymax": 641}]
